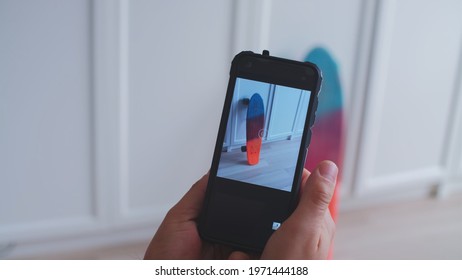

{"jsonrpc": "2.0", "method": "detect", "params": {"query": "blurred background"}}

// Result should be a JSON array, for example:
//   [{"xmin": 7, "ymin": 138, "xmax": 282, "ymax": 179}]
[{"xmin": 1, "ymin": 0, "xmax": 461, "ymax": 259}]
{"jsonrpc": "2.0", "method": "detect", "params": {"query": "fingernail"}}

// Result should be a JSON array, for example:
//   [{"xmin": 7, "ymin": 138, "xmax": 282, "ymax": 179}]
[{"xmin": 318, "ymin": 161, "xmax": 338, "ymax": 183}]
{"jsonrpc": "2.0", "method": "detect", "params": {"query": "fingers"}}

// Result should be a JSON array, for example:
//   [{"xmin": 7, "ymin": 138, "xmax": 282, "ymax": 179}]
[
  {"xmin": 298, "ymin": 168, "xmax": 311, "ymax": 200},
  {"xmin": 301, "ymin": 168, "xmax": 311, "ymax": 187},
  {"xmin": 301, "ymin": 168, "xmax": 311, "ymax": 183},
  {"xmin": 290, "ymin": 161, "xmax": 337, "ymax": 227},
  {"xmin": 167, "ymin": 172, "xmax": 209, "ymax": 221}
]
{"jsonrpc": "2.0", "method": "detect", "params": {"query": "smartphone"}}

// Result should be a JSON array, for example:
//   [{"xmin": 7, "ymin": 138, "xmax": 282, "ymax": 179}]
[{"xmin": 199, "ymin": 50, "xmax": 321, "ymax": 252}]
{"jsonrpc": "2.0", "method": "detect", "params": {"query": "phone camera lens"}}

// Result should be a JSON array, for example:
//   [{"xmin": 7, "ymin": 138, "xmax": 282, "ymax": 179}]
[{"xmin": 245, "ymin": 61, "xmax": 253, "ymax": 68}]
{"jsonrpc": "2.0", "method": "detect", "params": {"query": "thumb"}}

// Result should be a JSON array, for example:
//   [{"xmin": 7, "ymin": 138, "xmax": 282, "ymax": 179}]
[
  {"xmin": 290, "ymin": 161, "xmax": 337, "ymax": 225},
  {"xmin": 260, "ymin": 161, "xmax": 338, "ymax": 259}
]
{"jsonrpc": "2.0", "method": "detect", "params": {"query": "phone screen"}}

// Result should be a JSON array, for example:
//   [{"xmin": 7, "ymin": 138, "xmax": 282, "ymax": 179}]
[{"xmin": 217, "ymin": 77, "xmax": 311, "ymax": 192}]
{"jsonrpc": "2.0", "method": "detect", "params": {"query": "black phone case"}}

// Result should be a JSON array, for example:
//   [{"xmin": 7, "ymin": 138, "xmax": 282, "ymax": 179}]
[{"xmin": 198, "ymin": 51, "xmax": 322, "ymax": 252}]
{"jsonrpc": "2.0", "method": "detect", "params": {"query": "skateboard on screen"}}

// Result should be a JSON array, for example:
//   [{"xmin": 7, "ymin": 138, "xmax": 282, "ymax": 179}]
[{"xmin": 242, "ymin": 93, "xmax": 265, "ymax": 165}]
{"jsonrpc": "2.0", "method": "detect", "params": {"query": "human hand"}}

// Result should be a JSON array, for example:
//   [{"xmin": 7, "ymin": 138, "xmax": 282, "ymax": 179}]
[
  {"xmin": 144, "ymin": 160, "xmax": 337, "ymax": 260},
  {"xmin": 260, "ymin": 160, "xmax": 337, "ymax": 259}
]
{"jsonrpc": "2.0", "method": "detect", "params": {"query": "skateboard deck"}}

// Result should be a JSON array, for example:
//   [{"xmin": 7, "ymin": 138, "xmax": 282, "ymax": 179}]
[
  {"xmin": 304, "ymin": 47, "xmax": 345, "ymax": 223},
  {"xmin": 246, "ymin": 93, "xmax": 265, "ymax": 165}
]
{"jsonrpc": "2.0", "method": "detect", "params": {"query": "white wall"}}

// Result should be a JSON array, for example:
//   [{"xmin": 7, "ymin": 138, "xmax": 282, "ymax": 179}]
[
  {"xmin": 1, "ymin": 0, "xmax": 95, "ymax": 243},
  {"xmin": 353, "ymin": 0, "xmax": 462, "ymax": 201},
  {"xmin": 1, "ymin": 0, "xmax": 461, "ymax": 258}
]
